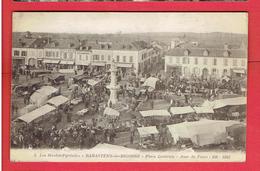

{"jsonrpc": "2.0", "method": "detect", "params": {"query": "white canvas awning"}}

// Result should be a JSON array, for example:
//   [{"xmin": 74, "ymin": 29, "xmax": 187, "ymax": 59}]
[
  {"xmin": 142, "ymin": 77, "xmax": 159, "ymax": 89},
  {"xmin": 30, "ymin": 86, "xmax": 58, "ymax": 107},
  {"xmin": 36, "ymin": 86, "xmax": 58, "ymax": 96},
  {"xmin": 47, "ymin": 95, "xmax": 69, "ymax": 107},
  {"xmin": 43, "ymin": 59, "xmax": 60, "ymax": 64},
  {"xmin": 91, "ymin": 62, "xmax": 106, "ymax": 66},
  {"xmin": 87, "ymin": 79, "xmax": 101, "ymax": 86},
  {"xmin": 116, "ymin": 63, "xmax": 133, "ymax": 68},
  {"xmin": 233, "ymin": 69, "xmax": 245, "ymax": 74},
  {"xmin": 60, "ymin": 60, "xmax": 74, "ymax": 65},
  {"xmin": 212, "ymin": 97, "xmax": 247, "ymax": 109},
  {"xmin": 193, "ymin": 107, "xmax": 214, "ymax": 114},
  {"xmin": 139, "ymin": 110, "xmax": 171, "ymax": 117},
  {"xmin": 170, "ymin": 106, "xmax": 195, "ymax": 115},
  {"xmin": 104, "ymin": 107, "xmax": 120, "ymax": 117},
  {"xmin": 17, "ymin": 104, "xmax": 56, "ymax": 123},
  {"xmin": 167, "ymin": 119, "xmax": 240, "ymax": 146},
  {"xmin": 137, "ymin": 126, "xmax": 159, "ymax": 137}
]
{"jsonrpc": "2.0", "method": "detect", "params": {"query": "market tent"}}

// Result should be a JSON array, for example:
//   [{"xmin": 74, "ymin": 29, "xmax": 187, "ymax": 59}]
[
  {"xmin": 213, "ymin": 97, "xmax": 246, "ymax": 109},
  {"xmin": 139, "ymin": 110, "xmax": 171, "ymax": 117},
  {"xmin": 87, "ymin": 79, "xmax": 102, "ymax": 86},
  {"xmin": 104, "ymin": 107, "xmax": 120, "ymax": 117},
  {"xmin": 16, "ymin": 104, "xmax": 56, "ymax": 124},
  {"xmin": 142, "ymin": 77, "xmax": 159, "ymax": 89},
  {"xmin": 170, "ymin": 106, "xmax": 195, "ymax": 116},
  {"xmin": 201, "ymin": 97, "xmax": 246, "ymax": 110},
  {"xmin": 47, "ymin": 95, "xmax": 69, "ymax": 107},
  {"xmin": 36, "ymin": 86, "xmax": 58, "ymax": 96},
  {"xmin": 193, "ymin": 107, "xmax": 214, "ymax": 114},
  {"xmin": 137, "ymin": 126, "xmax": 159, "ymax": 137},
  {"xmin": 30, "ymin": 86, "xmax": 58, "ymax": 107},
  {"xmin": 167, "ymin": 119, "xmax": 240, "ymax": 146},
  {"xmin": 201, "ymin": 100, "xmax": 215, "ymax": 109}
]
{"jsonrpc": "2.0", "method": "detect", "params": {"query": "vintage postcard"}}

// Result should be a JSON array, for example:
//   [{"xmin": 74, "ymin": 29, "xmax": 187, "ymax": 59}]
[{"xmin": 11, "ymin": 12, "xmax": 247, "ymax": 162}]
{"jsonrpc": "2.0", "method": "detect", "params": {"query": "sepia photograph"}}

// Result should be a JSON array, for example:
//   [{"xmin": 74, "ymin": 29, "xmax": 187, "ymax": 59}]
[{"xmin": 11, "ymin": 12, "xmax": 247, "ymax": 162}]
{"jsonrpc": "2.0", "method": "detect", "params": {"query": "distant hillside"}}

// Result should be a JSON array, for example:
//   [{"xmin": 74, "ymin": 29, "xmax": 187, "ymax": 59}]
[{"xmin": 13, "ymin": 32, "xmax": 247, "ymax": 49}]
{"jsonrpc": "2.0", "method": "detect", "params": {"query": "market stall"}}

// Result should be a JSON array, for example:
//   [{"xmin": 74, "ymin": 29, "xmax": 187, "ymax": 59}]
[
  {"xmin": 30, "ymin": 86, "xmax": 58, "ymax": 107},
  {"xmin": 47, "ymin": 95, "xmax": 69, "ymax": 108},
  {"xmin": 139, "ymin": 110, "xmax": 171, "ymax": 125},
  {"xmin": 15, "ymin": 104, "xmax": 56, "ymax": 124},
  {"xmin": 170, "ymin": 106, "xmax": 196, "ymax": 122},
  {"xmin": 193, "ymin": 106, "xmax": 214, "ymax": 119},
  {"xmin": 137, "ymin": 126, "xmax": 159, "ymax": 149},
  {"xmin": 167, "ymin": 119, "xmax": 240, "ymax": 147}
]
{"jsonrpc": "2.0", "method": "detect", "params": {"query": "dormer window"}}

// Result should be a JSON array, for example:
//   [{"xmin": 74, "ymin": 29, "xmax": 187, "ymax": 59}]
[
  {"xmin": 184, "ymin": 49, "xmax": 190, "ymax": 56},
  {"xmin": 203, "ymin": 50, "xmax": 209, "ymax": 56}
]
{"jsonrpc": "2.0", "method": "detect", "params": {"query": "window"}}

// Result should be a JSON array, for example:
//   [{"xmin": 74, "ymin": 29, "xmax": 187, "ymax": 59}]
[
  {"xmin": 79, "ymin": 55, "xmax": 82, "ymax": 60},
  {"xmin": 21, "ymin": 51, "xmax": 27, "ymax": 56},
  {"xmin": 14, "ymin": 50, "xmax": 20, "ymax": 56},
  {"xmin": 123, "ymin": 56, "xmax": 126, "ymax": 63},
  {"xmin": 182, "ymin": 57, "xmax": 187, "ymax": 64},
  {"xmin": 176, "ymin": 57, "xmax": 180, "ymax": 64},
  {"xmin": 56, "ymin": 51, "xmax": 59, "ymax": 57},
  {"xmin": 203, "ymin": 58, "xmax": 208, "ymax": 65},
  {"xmin": 233, "ymin": 59, "xmax": 238, "ymax": 66},
  {"xmin": 213, "ymin": 58, "xmax": 217, "ymax": 66},
  {"xmin": 194, "ymin": 58, "xmax": 198, "ymax": 65},
  {"xmin": 107, "ymin": 55, "xmax": 111, "ymax": 61},
  {"xmin": 224, "ymin": 58, "xmax": 228, "ymax": 66},
  {"xmin": 212, "ymin": 68, "xmax": 217, "ymax": 75},
  {"xmin": 93, "ymin": 55, "xmax": 99, "ymax": 61},
  {"xmin": 129, "ymin": 56, "xmax": 133, "ymax": 63},
  {"xmin": 241, "ymin": 59, "xmax": 246, "ymax": 66},
  {"xmin": 85, "ymin": 55, "xmax": 88, "ymax": 61},
  {"xmin": 117, "ymin": 56, "xmax": 120, "ymax": 62},
  {"xmin": 39, "ymin": 51, "xmax": 42, "ymax": 58},
  {"xmin": 64, "ymin": 52, "xmax": 67, "ymax": 59},
  {"xmin": 69, "ymin": 53, "xmax": 73, "ymax": 59},
  {"xmin": 101, "ymin": 55, "xmax": 104, "ymax": 61}
]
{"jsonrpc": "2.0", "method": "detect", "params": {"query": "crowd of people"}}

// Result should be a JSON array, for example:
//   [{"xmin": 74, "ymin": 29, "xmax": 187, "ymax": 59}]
[{"xmin": 11, "ymin": 63, "xmax": 246, "ymax": 150}]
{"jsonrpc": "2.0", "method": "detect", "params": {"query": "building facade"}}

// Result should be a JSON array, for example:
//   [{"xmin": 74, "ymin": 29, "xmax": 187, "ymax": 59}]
[
  {"xmin": 164, "ymin": 45, "xmax": 247, "ymax": 79},
  {"xmin": 12, "ymin": 33, "xmax": 161, "ymax": 74}
]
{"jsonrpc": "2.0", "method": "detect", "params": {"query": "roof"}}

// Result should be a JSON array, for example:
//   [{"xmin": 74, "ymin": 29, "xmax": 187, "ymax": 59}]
[
  {"xmin": 193, "ymin": 106, "xmax": 214, "ymax": 114},
  {"xmin": 47, "ymin": 95, "xmax": 69, "ymax": 107},
  {"xmin": 17, "ymin": 104, "xmax": 56, "ymax": 123},
  {"xmin": 36, "ymin": 86, "xmax": 58, "ymax": 96},
  {"xmin": 139, "ymin": 110, "xmax": 171, "ymax": 117},
  {"xmin": 137, "ymin": 126, "xmax": 159, "ymax": 137},
  {"xmin": 166, "ymin": 48, "xmax": 247, "ymax": 58},
  {"xmin": 12, "ymin": 36, "xmax": 36, "ymax": 48},
  {"xmin": 44, "ymin": 38, "xmax": 80, "ymax": 49},
  {"xmin": 202, "ymin": 97, "xmax": 246, "ymax": 109},
  {"xmin": 167, "ymin": 119, "xmax": 240, "ymax": 146},
  {"xmin": 170, "ymin": 106, "xmax": 195, "ymax": 115}
]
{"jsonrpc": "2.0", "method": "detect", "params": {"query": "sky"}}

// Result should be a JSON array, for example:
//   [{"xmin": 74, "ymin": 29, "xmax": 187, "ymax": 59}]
[{"xmin": 13, "ymin": 12, "xmax": 248, "ymax": 34}]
